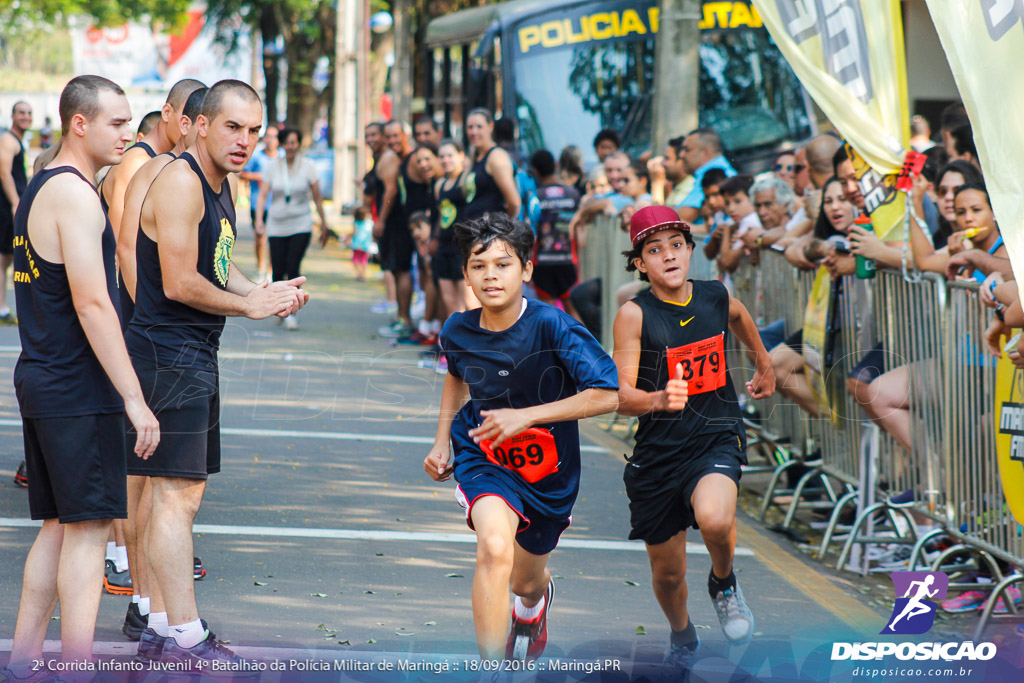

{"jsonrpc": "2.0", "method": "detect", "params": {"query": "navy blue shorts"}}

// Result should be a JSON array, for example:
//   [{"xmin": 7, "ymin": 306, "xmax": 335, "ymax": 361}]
[
  {"xmin": 848, "ymin": 342, "xmax": 886, "ymax": 384},
  {"xmin": 455, "ymin": 477, "xmax": 571, "ymax": 556}
]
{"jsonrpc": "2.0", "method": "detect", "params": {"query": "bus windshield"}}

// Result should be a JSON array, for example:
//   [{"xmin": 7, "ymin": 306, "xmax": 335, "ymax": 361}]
[{"xmin": 509, "ymin": 3, "xmax": 811, "ymax": 165}]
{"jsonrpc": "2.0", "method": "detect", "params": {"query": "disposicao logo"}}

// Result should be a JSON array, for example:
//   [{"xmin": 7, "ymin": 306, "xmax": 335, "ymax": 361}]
[
  {"xmin": 882, "ymin": 571, "xmax": 948, "ymax": 635},
  {"xmin": 831, "ymin": 571, "xmax": 997, "ymax": 662}
]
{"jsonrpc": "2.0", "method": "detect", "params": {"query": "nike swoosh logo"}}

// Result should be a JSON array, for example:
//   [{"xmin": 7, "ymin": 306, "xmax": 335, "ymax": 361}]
[
  {"xmin": 713, "ymin": 464, "xmax": 731, "ymax": 469},
  {"xmin": 680, "ymin": 317, "xmax": 695, "ymax": 327}
]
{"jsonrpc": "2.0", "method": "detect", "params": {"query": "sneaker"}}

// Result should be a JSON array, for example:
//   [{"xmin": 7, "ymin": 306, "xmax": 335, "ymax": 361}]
[
  {"xmin": 0, "ymin": 311, "xmax": 17, "ymax": 325},
  {"xmin": 136, "ymin": 628, "xmax": 166, "ymax": 663},
  {"xmin": 505, "ymin": 579, "xmax": 555, "ymax": 661},
  {"xmin": 160, "ymin": 630, "xmax": 259, "ymax": 678},
  {"xmin": 370, "ymin": 300, "xmax": 397, "ymax": 315},
  {"xmin": 104, "ymin": 559, "xmax": 133, "ymax": 595},
  {"xmin": 378, "ymin": 320, "xmax": 412, "ymax": 339},
  {"xmin": 711, "ymin": 580, "xmax": 755, "ymax": 645},
  {"xmin": 194, "ymin": 556, "xmax": 206, "ymax": 581},
  {"xmin": 664, "ymin": 638, "xmax": 700, "ymax": 670},
  {"xmin": 434, "ymin": 355, "xmax": 449, "ymax": 375},
  {"xmin": 942, "ymin": 590, "xmax": 987, "ymax": 613},
  {"xmin": 990, "ymin": 586, "xmax": 1023, "ymax": 614},
  {"xmin": 13, "ymin": 461, "xmax": 27, "ymax": 488},
  {"xmin": 123, "ymin": 601, "xmax": 147, "ymax": 641},
  {"xmin": 398, "ymin": 330, "xmax": 428, "ymax": 345},
  {"xmin": 284, "ymin": 315, "xmax": 298, "ymax": 331},
  {"xmin": 0, "ymin": 665, "xmax": 59, "ymax": 683}
]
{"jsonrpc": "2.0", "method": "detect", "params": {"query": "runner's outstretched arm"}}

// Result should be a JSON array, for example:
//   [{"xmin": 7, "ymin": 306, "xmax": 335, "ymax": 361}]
[
  {"xmin": 467, "ymin": 387, "xmax": 617, "ymax": 450},
  {"xmin": 728, "ymin": 297, "xmax": 775, "ymax": 400},
  {"xmin": 424, "ymin": 372, "xmax": 469, "ymax": 481}
]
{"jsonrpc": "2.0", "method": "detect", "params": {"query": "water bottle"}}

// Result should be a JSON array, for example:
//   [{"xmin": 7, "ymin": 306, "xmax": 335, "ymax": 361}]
[{"xmin": 853, "ymin": 214, "xmax": 876, "ymax": 279}]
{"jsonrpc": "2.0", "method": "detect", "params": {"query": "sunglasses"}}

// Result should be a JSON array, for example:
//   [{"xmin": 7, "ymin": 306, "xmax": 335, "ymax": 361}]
[{"xmin": 774, "ymin": 163, "xmax": 806, "ymax": 174}]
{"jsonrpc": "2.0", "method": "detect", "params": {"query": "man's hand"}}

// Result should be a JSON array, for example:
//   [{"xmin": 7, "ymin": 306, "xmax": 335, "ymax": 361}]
[
  {"xmin": 747, "ymin": 358, "xmax": 776, "ymax": 399},
  {"xmin": 823, "ymin": 252, "xmax": 856, "ymax": 279},
  {"xmin": 254, "ymin": 218, "xmax": 266, "ymax": 237},
  {"xmin": 986, "ymin": 317, "xmax": 1006, "ymax": 357},
  {"xmin": 244, "ymin": 280, "xmax": 302, "ymax": 319},
  {"xmin": 848, "ymin": 225, "xmax": 887, "ymax": 260},
  {"xmin": 372, "ymin": 218, "xmax": 385, "ymax": 240},
  {"xmin": 125, "ymin": 397, "xmax": 160, "ymax": 459},
  {"xmin": 268, "ymin": 277, "xmax": 309, "ymax": 317},
  {"xmin": 468, "ymin": 408, "xmax": 534, "ymax": 450},
  {"xmin": 424, "ymin": 443, "xmax": 453, "ymax": 482},
  {"xmin": 980, "ymin": 272, "xmax": 1005, "ymax": 308},
  {"xmin": 741, "ymin": 226, "xmax": 765, "ymax": 249},
  {"xmin": 945, "ymin": 251, "xmax": 974, "ymax": 280},
  {"xmin": 656, "ymin": 363, "xmax": 689, "ymax": 412}
]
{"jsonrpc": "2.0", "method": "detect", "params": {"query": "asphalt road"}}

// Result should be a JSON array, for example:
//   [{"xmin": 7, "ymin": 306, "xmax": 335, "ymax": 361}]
[{"xmin": 0, "ymin": 227, "xmax": 1018, "ymax": 682}]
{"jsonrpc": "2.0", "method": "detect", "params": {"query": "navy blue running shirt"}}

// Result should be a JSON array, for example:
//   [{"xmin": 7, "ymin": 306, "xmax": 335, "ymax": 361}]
[{"xmin": 440, "ymin": 299, "xmax": 618, "ymax": 519}]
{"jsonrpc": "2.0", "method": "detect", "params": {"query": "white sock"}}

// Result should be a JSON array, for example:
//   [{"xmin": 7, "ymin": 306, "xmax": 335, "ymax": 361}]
[
  {"xmin": 138, "ymin": 597, "xmax": 151, "ymax": 616},
  {"xmin": 106, "ymin": 541, "xmax": 117, "ymax": 562},
  {"xmin": 0, "ymin": 307, "xmax": 10, "ymax": 316},
  {"xmin": 170, "ymin": 618, "xmax": 207, "ymax": 649},
  {"xmin": 514, "ymin": 594, "xmax": 546, "ymax": 621},
  {"xmin": 132, "ymin": 594, "xmax": 140, "ymax": 604},
  {"xmin": 148, "ymin": 612, "xmax": 169, "ymax": 637},
  {"xmin": 430, "ymin": 319, "xmax": 442, "ymax": 335},
  {"xmin": 418, "ymin": 319, "xmax": 432, "ymax": 336},
  {"xmin": 114, "ymin": 545, "xmax": 129, "ymax": 572}
]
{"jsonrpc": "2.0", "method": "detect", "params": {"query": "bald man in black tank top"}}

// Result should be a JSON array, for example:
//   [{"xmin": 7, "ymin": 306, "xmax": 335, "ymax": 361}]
[
  {"xmin": 127, "ymin": 80, "xmax": 306, "ymax": 670},
  {"xmin": 4, "ymin": 75, "xmax": 160, "ymax": 675}
]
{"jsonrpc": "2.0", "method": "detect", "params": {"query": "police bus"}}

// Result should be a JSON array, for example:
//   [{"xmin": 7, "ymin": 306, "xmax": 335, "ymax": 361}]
[{"xmin": 423, "ymin": 0, "xmax": 815, "ymax": 167}]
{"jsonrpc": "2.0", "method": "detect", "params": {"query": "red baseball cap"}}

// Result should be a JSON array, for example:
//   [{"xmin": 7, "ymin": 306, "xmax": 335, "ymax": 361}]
[{"xmin": 629, "ymin": 205, "xmax": 692, "ymax": 247}]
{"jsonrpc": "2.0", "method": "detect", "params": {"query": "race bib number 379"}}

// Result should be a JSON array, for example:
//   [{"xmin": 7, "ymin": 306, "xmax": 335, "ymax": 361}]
[{"xmin": 666, "ymin": 333, "xmax": 726, "ymax": 396}]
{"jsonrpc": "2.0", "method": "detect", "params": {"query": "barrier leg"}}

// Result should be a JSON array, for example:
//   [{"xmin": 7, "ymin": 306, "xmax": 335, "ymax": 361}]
[
  {"xmin": 818, "ymin": 490, "xmax": 860, "ymax": 559},
  {"xmin": 781, "ymin": 466, "xmax": 833, "ymax": 530},
  {"xmin": 974, "ymin": 573, "xmax": 1024, "ymax": 642},
  {"xmin": 906, "ymin": 527, "xmax": 945, "ymax": 572},
  {"xmin": 758, "ymin": 460, "xmax": 802, "ymax": 522}
]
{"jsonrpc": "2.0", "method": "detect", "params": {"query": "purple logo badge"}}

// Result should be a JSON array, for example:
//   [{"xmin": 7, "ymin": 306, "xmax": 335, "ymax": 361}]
[{"xmin": 881, "ymin": 571, "xmax": 949, "ymax": 635}]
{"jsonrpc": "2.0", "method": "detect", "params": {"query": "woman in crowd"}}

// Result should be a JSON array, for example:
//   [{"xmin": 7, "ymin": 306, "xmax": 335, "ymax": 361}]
[
  {"xmin": 256, "ymin": 127, "xmax": 328, "ymax": 331},
  {"xmin": 400, "ymin": 143, "xmax": 443, "ymax": 344},
  {"xmin": 433, "ymin": 139, "xmax": 468, "ymax": 321},
  {"xmin": 462, "ymin": 108, "xmax": 521, "ymax": 222},
  {"xmin": 558, "ymin": 145, "xmax": 587, "ymax": 195}
]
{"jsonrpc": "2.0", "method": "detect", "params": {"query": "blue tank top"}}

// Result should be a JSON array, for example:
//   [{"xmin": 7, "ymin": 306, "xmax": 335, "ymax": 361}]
[
  {"xmin": 126, "ymin": 152, "xmax": 237, "ymax": 369},
  {"xmin": 13, "ymin": 166, "xmax": 124, "ymax": 418},
  {"xmin": 971, "ymin": 236, "xmax": 1004, "ymax": 283}
]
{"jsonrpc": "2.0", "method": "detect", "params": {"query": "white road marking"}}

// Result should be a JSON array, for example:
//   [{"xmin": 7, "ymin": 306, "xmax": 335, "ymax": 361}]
[
  {"xmin": 0, "ymin": 420, "xmax": 610, "ymax": 454},
  {"xmin": 0, "ymin": 518, "xmax": 753, "ymax": 556}
]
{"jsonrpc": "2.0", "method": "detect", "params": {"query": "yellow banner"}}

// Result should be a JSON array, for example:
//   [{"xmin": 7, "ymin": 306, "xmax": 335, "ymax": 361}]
[
  {"xmin": 751, "ymin": 1, "xmax": 910, "ymax": 240},
  {"xmin": 924, "ymin": 0, "xmax": 1024, "ymax": 300},
  {"xmin": 995, "ymin": 333, "xmax": 1024, "ymax": 526},
  {"xmin": 802, "ymin": 266, "xmax": 835, "ymax": 420}
]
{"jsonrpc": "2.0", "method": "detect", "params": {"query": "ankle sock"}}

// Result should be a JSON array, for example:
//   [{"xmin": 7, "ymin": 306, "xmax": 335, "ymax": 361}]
[
  {"xmin": 514, "ymin": 594, "xmax": 546, "ymax": 621},
  {"xmin": 170, "ymin": 618, "xmax": 206, "ymax": 649},
  {"xmin": 671, "ymin": 620, "xmax": 698, "ymax": 649},
  {"xmin": 708, "ymin": 568, "xmax": 737, "ymax": 598},
  {"xmin": 138, "ymin": 597, "xmax": 151, "ymax": 616},
  {"xmin": 148, "ymin": 612, "xmax": 169, "ymax": 637},
  {"xmin": 114, "ymin": 545, "xmax": 129, "ymax": 572},
  {"xmin": 106, "ymin": 541, "xmax": 117, "ymax": 562}
]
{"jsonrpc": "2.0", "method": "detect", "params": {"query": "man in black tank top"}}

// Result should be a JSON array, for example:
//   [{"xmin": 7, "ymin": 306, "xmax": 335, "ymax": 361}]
[
  {"xmin": 112, "ymin": 84, "xmax": 207, "ymax": 649},
  {"xmin": 127, "ymin": 79, "xmax": 306, "ymax": 670},
  {"xmin": 612, "ymin": 206, "xmax": 775, "ymax": 664},
  {"xmin": 0, "ymin": 100, "xmax": 31, "ymax": 326},
  {"xmin": 375, "ymin": 120, "xmax": 416, "ymax": 336},
  {"xmin": 5, "ymin": 75, "xmax": 160, "ymax": 673}
]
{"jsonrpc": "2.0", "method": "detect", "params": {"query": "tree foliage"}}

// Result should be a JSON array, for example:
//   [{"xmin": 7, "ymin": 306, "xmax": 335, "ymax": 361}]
[{"xmin": 0, "ymin": 0, "xmax": 188, "ymax": 31}]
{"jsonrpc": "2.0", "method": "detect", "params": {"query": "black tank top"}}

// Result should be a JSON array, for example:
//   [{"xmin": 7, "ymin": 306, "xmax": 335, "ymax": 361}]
[
  {"xmin": 101, "ymin": 141, "xmax": 157, "ymax": 215},
  {"xmin": 436, "ymin": 172, "xmax": 466, "ymax": 251},
  {"xmin": 398, "ymin": 157, "xmax": 436, "ymax": 221},
  {"xmin": 630, "ymin": 282, "xmax": 744, "ymax": 467},
  {"xmin": 126, "ymin": 152, "xmax": 236, "ymax": 369},
  {"xmin": 0, "ymin": 131, "xmax": 28, "ymax": 226},
  {"xmin": 119, "ymin": 151, "xmax": 175, "ymax": 333},
  {"xmin": 462, "ymin": 146, "xmax": 505, "ymax": 221},
  {"xmin": 13, "ymin": 166, "xmax": 123, "ymax": 418}
]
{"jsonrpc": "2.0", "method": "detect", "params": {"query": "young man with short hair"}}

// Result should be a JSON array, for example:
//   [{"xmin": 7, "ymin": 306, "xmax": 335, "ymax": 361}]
[
  {"xmin": 0, "ymin": 100, "xmax": 32, "ymax": 326},
  {"xmin": 2, "ymin": 75, "xmax": 161, "ymax": 680},
  {"xmin": 425, "ymin": 213, "xmax": 619, "ymax": 662},
  {"xmin": 613, "ymin": 205, "xmax": 774, "ymax": 667}
]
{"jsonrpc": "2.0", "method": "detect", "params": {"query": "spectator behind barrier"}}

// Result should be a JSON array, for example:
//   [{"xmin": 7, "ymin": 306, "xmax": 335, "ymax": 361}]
[
  {"xmin": 716, "ymin": 175, "xmax": 760, "ymax": 273},
  {"xmin": 772, "ymin": 150, "xmax": 799, "ymax": 189},
  {"xmin": 950, "ymin": 124, "xmax": 979, "ymax": 168},
  {"xmin": 593, "ymin": 128, "xmax": 621, "ymax": 163},
  {"xmin": 558, "ymin": 145, "xmax": 586, "ymax": 195},
  {"xmin": 700, "ymin": 167, "xmax": 730, "ymax": 261},
  {"xmin": 676, "ymin": 128, "xmax": 736, "ymax": 224},
  {"xmin": 939, "ymin": 101, "xmax": 970, "ymax": 158},
  {"xmin": 740, "ymin": 175, "xmax": 799, "ymax": 252},
  {"xmin": 910, "ymin": 159, "xmax": 981, "ymax": 258}
]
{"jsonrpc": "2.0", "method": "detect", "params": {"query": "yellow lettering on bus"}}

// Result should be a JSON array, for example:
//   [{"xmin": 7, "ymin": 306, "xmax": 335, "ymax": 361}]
[
  {"xmin": 619, "ymin": 9, "xmax": 647, "ymax": 37},
  {"xmin": 519, "ymin": 26, "xmax": 541, "ymax": 53},
  {"xmin": 748, "ymin": 4, "xmax": 763, "ymax": 28},
  {"xmin": 649, "ymin": 7, "xmax": 660, "ymax": 32},
  {"xmin": 610, "ymin": 10, "xmax": 621, "ymax": 36},
  {"xmin": 729, "ymin": 2, "xmax": 754, "ymax": 28},
  {"xmin": 565, "ymin": 17, "xmax": 591, "ymax": 44},
  {"xmin": 701, "ymin": 2, "xmax": 731, "ymax": 29},
  {"xmin": 540, "ymin": 20, "xmax": 564, "ymax": 48},
  {"xmin": 589, "ymin": 13, "xmax": 614, "ymax": 40}
]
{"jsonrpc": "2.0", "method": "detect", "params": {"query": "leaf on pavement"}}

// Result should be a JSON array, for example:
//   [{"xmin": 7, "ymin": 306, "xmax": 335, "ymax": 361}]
[
  {"xmin": 423, "ymin": 621, "xmax": 437, "ymax": 627},
  {"xmin": 634, "ymin": 625, "xmax": 647, "ymax": 636},
  {"xmin": 624, "ymin": 580, "xmax": 640, "ymax": 586},
  {"xmin": 395, "ymin": 631, "xmax": 414, "ymax": 637},
  {"xmin": 365, "ymin": 590, "xmax": 377, "ymax": 594},
  {"xmin": 254, "ymin": 581, "xmax": 268, "ymax": 586},
  {"xmin": 311, "ymin": 593, "xmax": 328, "ymax": 598},
  {"xmin": 445, "ymin": 573, "xmax": 464, "ymax": 578},
  {"xmin": 338, "ymin": 639, "xmax": 351, "ymax": 645}
]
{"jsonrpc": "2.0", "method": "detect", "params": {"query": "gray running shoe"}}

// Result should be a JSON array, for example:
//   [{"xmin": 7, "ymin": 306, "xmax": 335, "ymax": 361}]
[{"xmin": 711, "ymin": 582, "xmax": 755, "ymax": 644}]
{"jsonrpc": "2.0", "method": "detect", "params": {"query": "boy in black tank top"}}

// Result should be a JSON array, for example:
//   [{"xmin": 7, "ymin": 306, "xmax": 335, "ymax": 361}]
[
  {"xmin": 612, "ymin": 206, "xmax": 775, "ymax": 665},
  {"xmin": 4, "ymin": 75, "xmax": 161, "ymax": 675}
]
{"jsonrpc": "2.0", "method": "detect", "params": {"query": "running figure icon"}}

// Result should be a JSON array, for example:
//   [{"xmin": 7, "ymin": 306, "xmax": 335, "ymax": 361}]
[{"xmin": 887, "ymin": 575, "xmax": 939, "ymax": 631}]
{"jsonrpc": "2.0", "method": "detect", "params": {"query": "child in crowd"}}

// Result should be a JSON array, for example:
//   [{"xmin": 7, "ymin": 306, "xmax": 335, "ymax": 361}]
[
  {"xmin": 408, "ymin": 211, "xmax": 443, "ymax": 344},
  {"xmin": 351, "ymin": 207, "xmax": 374, "ymax": 282},
  {"xmin": 424, "ymin": 213, "xmax": 619, "ymax": 662},
  {"xmin": 717, "ymin": 175, "xmax": 761, "ymax": 273}
]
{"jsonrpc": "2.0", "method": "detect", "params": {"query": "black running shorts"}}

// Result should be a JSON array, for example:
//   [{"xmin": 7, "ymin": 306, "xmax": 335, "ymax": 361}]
[
  {"xmin": 624, "ymin": 431, "xmax": 744, "ymax": 546},
  {"xmin": 0, "ymin": 208, "xmax": 13, "ymax": 255},
  {"xmin": 431, "ymin": 247, "xmax": 463, "ymax": 282},
  {"xmin": 382, "ymin": 224, "xmax": 414, "ymax": 274},
  {"xmin": 23, "ymin": 413, "xmax": 128, "ymax": 522},
  {"xmin": 126, "ymin": 356, "xmax": 221, "ymax": 479}
]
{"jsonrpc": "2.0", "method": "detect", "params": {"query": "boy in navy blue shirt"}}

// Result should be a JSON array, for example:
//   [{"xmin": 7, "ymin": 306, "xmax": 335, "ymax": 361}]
[
  {"xmin": 613, "ymin": 206, "xmax": 774, "ymax": 666},
  {"xmin": 425, "ymin": 212, "xmax": 619, "ymax": 662}
]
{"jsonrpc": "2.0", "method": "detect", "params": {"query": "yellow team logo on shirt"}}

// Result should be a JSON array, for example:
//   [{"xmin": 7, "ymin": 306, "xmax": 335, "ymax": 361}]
[
  {"xmin": 439, "ymin": 198, "xmax": 457, "ymax": 229},
  {"xmin": 398, "ymin": 176, "xmax": 407, "ymax": 205},
  {"xmin": 464, "ymin": 172, "xmax": 477, "ymax": 204},
  {"xmin": 214, "ymin": 218, "xmax": 234, "ymax": 287}
]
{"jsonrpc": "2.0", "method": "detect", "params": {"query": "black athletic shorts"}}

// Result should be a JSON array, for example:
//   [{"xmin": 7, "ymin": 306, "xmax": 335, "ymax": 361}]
[
  {"xmin": 532, "ymin": 264, "xmax": 577, "ymax": 300},
  {"xmin": 126, "ymin": 356, "xmax": 221, "ymax": 479},
  {"xmin": 432, "ymin": 247, "xmax": 463, "ymax": 282},
  {"xmin": 624, "ymin": 431, "xmax": 744, "ymax": 546},
  {"xmin": 0, "ymin": 208, "xmax": 13, "ymax": 255},
  {"xmin": 23, "ymin": 413, "xmax": 128, "ymax": 522},
  {"xmin": 382, "ymin": 224, "xmax": 414, "ymax": 273}
]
